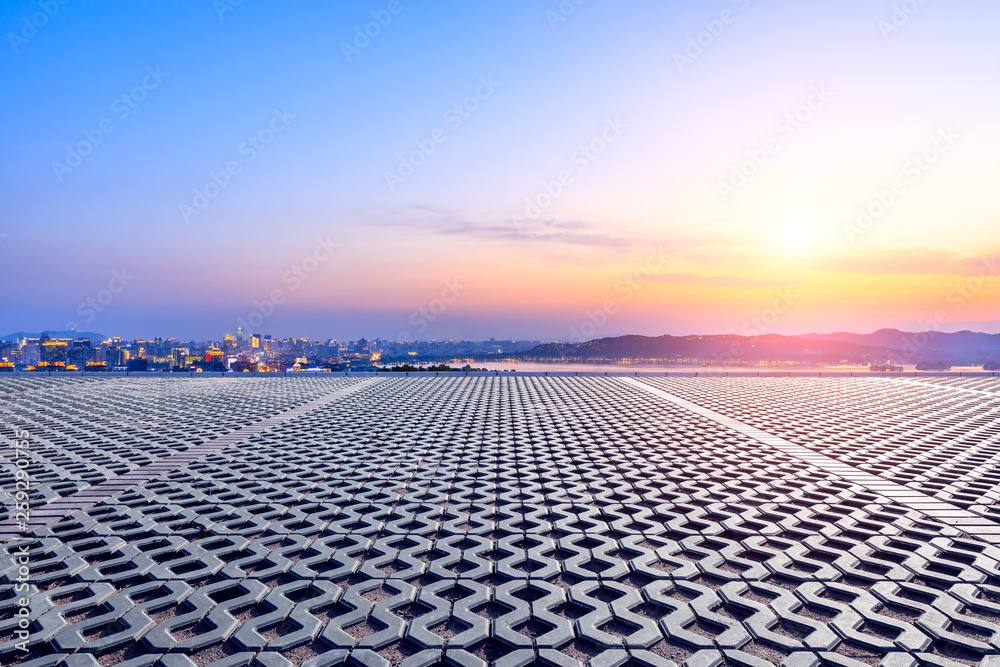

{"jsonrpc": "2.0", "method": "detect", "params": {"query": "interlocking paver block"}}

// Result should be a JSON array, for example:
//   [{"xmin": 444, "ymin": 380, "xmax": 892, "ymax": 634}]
[{"xmin": 4, "ymin": 375, "xmax": 1000, "ymax": 666}]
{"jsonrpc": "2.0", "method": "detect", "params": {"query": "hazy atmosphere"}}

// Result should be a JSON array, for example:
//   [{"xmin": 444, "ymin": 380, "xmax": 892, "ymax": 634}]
[{"xmin": 3, "ymin": 0, "xmax": 999, "ymax": 340}]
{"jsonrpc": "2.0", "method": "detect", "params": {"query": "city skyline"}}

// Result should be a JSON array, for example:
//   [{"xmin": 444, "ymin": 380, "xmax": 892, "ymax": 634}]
[{"xmin": 3, "ymin": 1, "xmax": 999, "ymax": 340}]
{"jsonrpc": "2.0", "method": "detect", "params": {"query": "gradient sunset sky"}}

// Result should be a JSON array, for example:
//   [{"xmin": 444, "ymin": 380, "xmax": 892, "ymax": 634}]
[{"xmin": 2, "ymin": 0, "xmax": 998, "ymax": 341}]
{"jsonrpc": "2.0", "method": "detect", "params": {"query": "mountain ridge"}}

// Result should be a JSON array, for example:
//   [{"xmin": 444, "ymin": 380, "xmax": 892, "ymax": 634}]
[{"xmin": 519, "ymin": 329, "xmax": 1000, "ymax": 364}]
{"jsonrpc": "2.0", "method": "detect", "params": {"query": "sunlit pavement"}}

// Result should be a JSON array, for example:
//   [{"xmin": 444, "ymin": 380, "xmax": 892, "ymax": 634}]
[{"xmin": 2, "ymin": 375, "xmax": 1000, "ymax": 667}]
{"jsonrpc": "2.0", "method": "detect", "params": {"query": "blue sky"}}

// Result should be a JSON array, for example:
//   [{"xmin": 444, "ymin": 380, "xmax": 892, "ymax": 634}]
[{"xmin": 3, "ymin": 0, "xmax": 999, "ymax": 340}]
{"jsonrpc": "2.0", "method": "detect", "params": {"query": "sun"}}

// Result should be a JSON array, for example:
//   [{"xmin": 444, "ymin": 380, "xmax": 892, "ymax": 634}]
[{"xmin": 782, "ymin": 222, "xmax": 811, "ymax": 249}]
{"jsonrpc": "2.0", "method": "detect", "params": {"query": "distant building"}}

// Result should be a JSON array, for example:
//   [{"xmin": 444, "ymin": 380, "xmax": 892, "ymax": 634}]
[
  {"xmin": 127, "ymin": 358, "xmax": 148, "ymax": 371},
  {"xmin": 105, "ymin": 347, "xmax": 129, "ymax": 368},
  {"xmin": 20, "ymin": 344, "xmax": 40, "ymax": 366},
  {"xmin": 232, "ymin": 357, "xmax": 257, "ymax": 372},
  {"xmin": 172, "ymin": 348, "xmax": 188, "ymax": 368},
  {"xmin": 67, "ymin": 340, "xmax": 93, "ymax": 366},
  {"xmin": 251, "ymin": 334, "xmax": 261, "ymax": 349},
  {"xmin": 41, "ymin": 341, "xmax": 68, "ymax": 364}
]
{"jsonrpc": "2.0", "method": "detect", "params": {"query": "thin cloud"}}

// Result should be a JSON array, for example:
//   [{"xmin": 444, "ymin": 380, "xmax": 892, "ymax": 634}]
[
  {"xmin": 652, "ymin": 273, "xmax": 795, "ymax": 288},
  {"xmin": 366, "ymin": 207, "xmax": 637, "ymax": 249},
  {"xmin": 821, "ymin": 248, "xmax": 994, "ymax": 275}
]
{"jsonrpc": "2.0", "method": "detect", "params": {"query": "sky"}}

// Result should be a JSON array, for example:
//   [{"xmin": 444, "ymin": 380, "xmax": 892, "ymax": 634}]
[{"xmin": 2, "ymin": 0, "xmax": 999, "ymax": 341}]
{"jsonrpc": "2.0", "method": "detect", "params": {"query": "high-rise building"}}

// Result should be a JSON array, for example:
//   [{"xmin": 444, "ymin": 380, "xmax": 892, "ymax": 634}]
[
  {"xmin": 236, "ymin": 327, "xmax": 244, "ymax": 346},
  {"xmin": 41, "ymin": 341, "xmax": 68, "ymax": 363},
  {"xmin": 172, "ymin": 348, "xmax": 188, "ymax": 368},
  {"xmin": 251, "ymin": 334, "xmax": 261, "ymax": 349},
  {"xmin": 105, "ymin": 346, "xmax": 129, "ymax": 367},
  {"xmin": 67, "ymin": 340, "xmax": 94, "ymax": 367},
  {"xmin": 127, "ymin": 358, "xmax": 148, "ymax": 371}
]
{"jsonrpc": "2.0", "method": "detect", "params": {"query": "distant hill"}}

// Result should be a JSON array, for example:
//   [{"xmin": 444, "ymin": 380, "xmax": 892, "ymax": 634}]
[
  {"xmin": 519, "ymin": 330, "xmax": 1000, "ymax": 365},
  {"xmin": 801, "ymin": 329, "xmax": 1000, "ymax": 357},
  {"xmin": 1, "ymin": 330, "xmax": 106, "ymax": 342}
]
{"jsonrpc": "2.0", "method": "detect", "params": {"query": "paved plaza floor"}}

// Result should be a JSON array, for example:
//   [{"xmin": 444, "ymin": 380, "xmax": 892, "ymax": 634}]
[{"xmin": 2, "ymin": 376, "xmax": 1000, "ymax": 667}]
